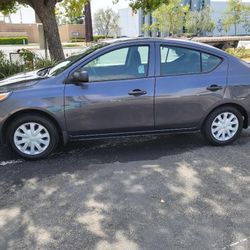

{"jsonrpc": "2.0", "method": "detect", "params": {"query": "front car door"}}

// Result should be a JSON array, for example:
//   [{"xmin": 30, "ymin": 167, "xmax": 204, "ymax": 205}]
[
  {"xmin": 65, "ymin": 42, "xmax": 155, "ymax": 138},
  {"xmin": 155, "ymin": 42, "xmax": 228, "ymax": 130}
]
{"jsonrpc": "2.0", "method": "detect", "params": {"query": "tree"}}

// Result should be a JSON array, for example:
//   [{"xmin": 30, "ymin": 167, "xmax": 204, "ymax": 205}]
[
  {"xmin": 84, "ymin": 1, "xmax": 93, "ymax": 42},
  {"xmin": 0, "ymin": 1, "xmax": 18, "ymax": 23},
  {"xmin": 185, "ymin": 6, "xmax": 215, "ymax": 36},
  {"xmin": 56, "ymin": 0, "xmax": 86, "ymax": 24},
  {"xmin": 94, "ymin": 8, "xmax": 120, "ymax": 37},
  {"xmin": 222, "ymin": 0, "xmax": 246, "ymax": 35},
  {"xmin": 113, "ymin": 0, "xmax": 169, "ymax": 13},
  {"xmin": 0, "ymin": 0, "xmax": 65, "ymax": 61},
  {"xmin": 146, "ymin": 0, "xmax": 188, "ymax": 36},
  {"xmin": 241, "ymin": 5, "xmax": 250, "ymax": 34},
  {"xmin": 216, "ymin": 19, "xmax": 224, "ymax": 36}
]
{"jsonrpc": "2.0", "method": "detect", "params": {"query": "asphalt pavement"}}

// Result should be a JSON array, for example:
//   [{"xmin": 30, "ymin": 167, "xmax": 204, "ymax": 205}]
[{"xmin": 0, "ymin": 130, "xmax": 249, "ymax": 250}]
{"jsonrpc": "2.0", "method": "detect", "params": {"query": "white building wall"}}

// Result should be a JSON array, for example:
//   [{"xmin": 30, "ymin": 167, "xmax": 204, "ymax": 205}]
[{"xmin": 118, "ymin": 8, "xmax": 141, "ymax": 37}]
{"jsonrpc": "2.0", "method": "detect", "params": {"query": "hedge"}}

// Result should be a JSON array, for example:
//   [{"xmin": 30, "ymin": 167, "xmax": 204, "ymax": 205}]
[
  {"xmin": 0, "ymin": 37, "xmax": 28, "ymax": 45},
  {"xmin": 70, "ymin": 35, "xmax": 114, "ymax": 43},
  {"xmin": 70, "ymin": 37, "xmax": 85, "ymax": 42}
]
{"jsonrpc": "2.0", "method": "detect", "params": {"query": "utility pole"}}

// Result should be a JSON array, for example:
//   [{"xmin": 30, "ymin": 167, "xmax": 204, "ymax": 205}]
[{"xmin": 84, "ymin": 1, "xmax": 93, "ymax": 42}]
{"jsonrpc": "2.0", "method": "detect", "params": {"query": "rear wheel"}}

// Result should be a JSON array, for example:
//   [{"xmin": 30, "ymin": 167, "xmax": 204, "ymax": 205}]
[
  {"xmin": 203, "ymin": 106, "xmax": 243, "ymax": 146},
  {"xmin": 7, "ymin": 115, "xmax": 59, "ymax": 159}
]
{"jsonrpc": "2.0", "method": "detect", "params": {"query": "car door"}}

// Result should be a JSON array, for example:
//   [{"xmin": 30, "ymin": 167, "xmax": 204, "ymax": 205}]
[
  {"xmin": 155, "ymin": 43, "xmax": 228, "ymax": 129},
  {"xmin": 64, "ymin": 43, "xmax": 155, "ymax": 136}
]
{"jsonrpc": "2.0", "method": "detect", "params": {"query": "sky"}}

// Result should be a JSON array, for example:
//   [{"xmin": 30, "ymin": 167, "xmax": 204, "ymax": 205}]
[{"xmin": 8, "ymin": 0, "xmax": 129, "ymax": 24}]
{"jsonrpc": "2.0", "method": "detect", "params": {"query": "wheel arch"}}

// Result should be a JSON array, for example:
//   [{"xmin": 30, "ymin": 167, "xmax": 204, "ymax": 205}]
[
  {"xmin": 2, "ymin": 109, "xmax": 67, "ymax": 144},
  {"xmin": 202, "ymin": 103, "xmax": 248, "ymax": 129}
]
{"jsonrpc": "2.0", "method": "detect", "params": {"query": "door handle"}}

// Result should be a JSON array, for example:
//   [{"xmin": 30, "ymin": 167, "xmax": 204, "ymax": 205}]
[
  {"xmin": 207, "ymin": 84, "xmax": 223, "ymax": 92},
  {"xmin": 128, "ymin": 89, "xmax": 147, "ymax": 96}
]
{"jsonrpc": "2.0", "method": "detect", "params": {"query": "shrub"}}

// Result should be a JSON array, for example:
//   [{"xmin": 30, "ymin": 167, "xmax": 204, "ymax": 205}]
[
  {"xmin": 69, "ymin": 35, "xmax": 114, "ymax": 43},
  {"xmin": 0, "ymin": 51, "xmax": 25, "ymax": 80},
  {"xmin": 0, "ymin": 37, "xmax": 28, "ymax": 45},
  {"xmin": 63, "ymin": 43, "xmax": 82, "ymax": 47},
  {"xmin": 19, "ymin": 48, "xmax": 36, "ymax": 70},
  {"xmin": 70, "ymin": 37, "xmax": 85, "ymax": 43},
  {"xmin": 226, "ymin": 47, "xmax": 250, "ymax": 59},
  {"xmin": 0, "ymin": 49, "xmax": 56, "ymax": 80},
  {"xmin": 18, "ymin": 49, "xmax": 56, "ymax": 71},
  {"xmin": 93, "ymin": 35, "xmax": 113, "ymax": 42},
  {"xmin": 34, "ymin": 57, "xmax": 56, "ymax": 69}
]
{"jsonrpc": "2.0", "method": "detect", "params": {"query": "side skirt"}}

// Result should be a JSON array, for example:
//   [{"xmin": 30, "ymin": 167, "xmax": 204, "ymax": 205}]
[{"xmin": 68, "ymin": 127, "xmax": 200, "ymax": 142}]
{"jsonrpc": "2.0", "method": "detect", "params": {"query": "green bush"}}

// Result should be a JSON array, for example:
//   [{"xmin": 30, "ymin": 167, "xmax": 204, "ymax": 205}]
[
  {"xmin": 34, "ymin": 57, "xmax": 56, "ymax": 69},
  {"xmin": 69, "ymin": 35, "xmax": 114, "ymax": 43},
  {"xmin": 93, "ymin": 35, "xmax": 113, "ymax": 42},
  {"xmin": 63, "ymin": 43, "xmax": 82, "ymax": 47},
  {"xmin": 0, "ymin": 51, "xmax": 25, "ymax": 80},
  {"xmin": 226, "ymin": 47, "xmax": 250, "ymax": 59},
  {"xmin": 0, "ymin": 49, "xmax": 56, "ymax": 80},
  {"xmin": 0, "ymin": 37, "xmax": 28, "ymax": 45},
  {"xmin": 70, "ymin": 37, "xmax": 85, "ymax": 43}
]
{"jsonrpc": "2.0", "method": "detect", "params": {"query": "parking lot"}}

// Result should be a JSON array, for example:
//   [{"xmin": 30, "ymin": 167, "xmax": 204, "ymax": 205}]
[{"xmin": 0, "ymin": 131, "xmax": 249, "ymax": 250}]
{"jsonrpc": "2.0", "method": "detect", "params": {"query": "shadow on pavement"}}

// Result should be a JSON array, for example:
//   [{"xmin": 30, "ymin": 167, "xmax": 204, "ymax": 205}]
[{"xmin": 0, "ymin": 131, "xmax": 249, "ymax": 249}]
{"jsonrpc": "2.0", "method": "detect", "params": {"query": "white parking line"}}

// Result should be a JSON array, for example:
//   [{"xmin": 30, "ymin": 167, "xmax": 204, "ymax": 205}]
[
  {"xmin": 222, "ymin": 237, "xmax": 250, "ymax": 249},
  {"xmin": 0, "ymin": 160, "xmax": 23, "ymax": 166}
]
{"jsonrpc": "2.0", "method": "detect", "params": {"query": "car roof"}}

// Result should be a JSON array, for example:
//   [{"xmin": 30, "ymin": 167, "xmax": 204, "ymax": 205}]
[{"xmin": 102, "ymin": 37, "xmax": 229, "ymax": 57}]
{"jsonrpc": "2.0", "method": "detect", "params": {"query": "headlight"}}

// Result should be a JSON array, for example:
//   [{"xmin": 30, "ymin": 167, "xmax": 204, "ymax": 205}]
[{"xmin": 0, "ymin": 92, "xmax": 11, "ymax": 102}]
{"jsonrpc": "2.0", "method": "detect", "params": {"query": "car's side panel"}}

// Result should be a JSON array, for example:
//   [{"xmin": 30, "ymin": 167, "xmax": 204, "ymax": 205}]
[
  {"xmin": 64, "ymin": 42, "xmax": 156, "ymax": 135},
  {"xmin": 226, "ymin": 58, "xmax": 250, "ymax": 120},
  {"xmin": 65, "ymin": 78, "xmax": 155, "ymax": 135},
  {"xmin": 0, "ymin": 77, "xmax": 66, "ymax": 142},
  {"xmin": 154, "ymin": 43, "xmax": 229, "ymax": 129}
]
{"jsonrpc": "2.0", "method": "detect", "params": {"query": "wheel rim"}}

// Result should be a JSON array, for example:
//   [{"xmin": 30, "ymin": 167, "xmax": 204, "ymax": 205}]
[
  {"xmin": 14, "ymin": 122, "xmax": 50, "ymax": 155},
  {"xmin": 211, "ymin": 112, "xmax": 239, "ymax": 142}
]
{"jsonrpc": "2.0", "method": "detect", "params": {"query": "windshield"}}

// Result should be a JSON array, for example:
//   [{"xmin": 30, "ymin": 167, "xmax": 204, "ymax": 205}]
[{"xmin": 48, "ymin": 43, "xmax": 108, "ymax": 76}]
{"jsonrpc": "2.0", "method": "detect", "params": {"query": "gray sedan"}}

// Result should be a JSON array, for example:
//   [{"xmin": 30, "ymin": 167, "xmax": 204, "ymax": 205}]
[{"xmin": 0, "ymin": 38, "xmax": 250, "ymax": 159}]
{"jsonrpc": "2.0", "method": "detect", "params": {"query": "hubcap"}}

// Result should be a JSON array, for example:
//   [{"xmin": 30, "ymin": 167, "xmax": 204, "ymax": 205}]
[
  {"xmin": 211, "ymin": 112, "xmax": 239, "ymax": 142},
  {"xmin": 14, "ymin": 122, "xmax": 50, "ymax": 155}
]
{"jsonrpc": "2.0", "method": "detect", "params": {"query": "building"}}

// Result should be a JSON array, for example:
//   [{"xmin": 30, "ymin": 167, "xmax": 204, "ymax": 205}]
[
  {"xmin": 118, "ymin": 8, "xmax": 143, "ymax": 37},
  {"xmin": 211, "ymin": 0, "xmax": 250, "ymax": 36},
  {"xmin": 118, "ymin": 0, "xmax": 250, "ymax": 37}
]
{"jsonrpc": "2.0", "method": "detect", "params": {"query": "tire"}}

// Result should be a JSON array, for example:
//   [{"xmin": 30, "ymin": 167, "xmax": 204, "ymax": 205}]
[
  {"xmin": 203, "ymin": 106, "xmax": 243, "ymax": 146},
  {"xmin": 7, "ymin": 115, "xmax": 59, "ymax": 159}
]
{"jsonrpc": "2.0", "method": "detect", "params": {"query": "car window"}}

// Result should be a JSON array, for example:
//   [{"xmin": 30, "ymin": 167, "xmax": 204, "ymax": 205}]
[
  {"xmin": 48, "ymin": 43, "xmax": 108, "ymax": 76},
  {"xmin": 160, "ymin": 46, "xmax": 201, "ymax": 76},
  {"xmin": 202, "ymin": 53, "xmax": 222, "ymax": 72},
  {"xmin": 79, "ymin": 45, "xmax": 149, "ymax": 82},
  {"xmin": 88, "ymin": 47, "xmax": 129, "ymax": 67},
  {"xmin": 138, "ymin": 46, "xmax": 149, "ymax": 64}
]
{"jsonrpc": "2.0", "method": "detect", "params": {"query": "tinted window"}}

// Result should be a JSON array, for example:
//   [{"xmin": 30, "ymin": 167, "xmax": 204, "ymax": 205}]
[
  {"xmin": 160, "ymin": 46, "xmax": 201, "ymax": 76},
  {"xmin": 80, "ymin": 46, "xmax": 149, "ymax": 82},
  {"xmin": 202, "ymin": 53, "xmax": 222, "ymax": 72}
]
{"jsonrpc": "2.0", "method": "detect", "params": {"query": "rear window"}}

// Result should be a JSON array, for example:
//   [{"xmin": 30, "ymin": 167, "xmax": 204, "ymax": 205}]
[
  {"xmin": 160, "ymin": 45, "xmax": 222, "ymax": 76},
  {"xmin": 202, "ymin": 53, "xmax": 222, "ymax": 72},
  {"xmin": 160, "ymin": 46, "xmax": 201, "ymax": 75}
]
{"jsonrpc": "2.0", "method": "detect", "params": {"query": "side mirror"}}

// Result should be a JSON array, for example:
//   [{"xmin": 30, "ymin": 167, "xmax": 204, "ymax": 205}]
[{"xmin": 72, "ymin": 70, "xmax": 89, "ymax": 83}]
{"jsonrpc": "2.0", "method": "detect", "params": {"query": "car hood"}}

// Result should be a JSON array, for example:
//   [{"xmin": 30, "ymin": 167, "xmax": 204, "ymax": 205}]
[{"xmin": 0, "ymin": 70, "xmax": 47, "ymax": 92}]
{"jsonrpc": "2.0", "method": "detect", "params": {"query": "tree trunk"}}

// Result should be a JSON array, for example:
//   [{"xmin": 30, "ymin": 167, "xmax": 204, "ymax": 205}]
[
  {"xmin": 234, "ymin": 23, "xmax": 237, "ymax": 36},
  {"xmin": 84, "ymin": 2, "xmax": 93, "ymax": 42},
  {"xmin": 29, "ymin": 1, "xmax": 65, "ymax": 61}
]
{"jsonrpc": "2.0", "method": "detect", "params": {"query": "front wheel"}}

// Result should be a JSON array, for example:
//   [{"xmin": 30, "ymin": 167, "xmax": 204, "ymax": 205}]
[
  {"xmin": 203, "ymin": 106, "xmax": 243, "ymax": 146},
  {"xmin": 7, "ymin": 115, "xmax": 59, "ymax": 159}
]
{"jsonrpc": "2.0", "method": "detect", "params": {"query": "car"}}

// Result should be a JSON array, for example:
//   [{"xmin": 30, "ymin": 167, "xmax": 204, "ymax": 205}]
[{"xmin": 0, "ymin": 38, "xmax": 250, "ymax": 159}]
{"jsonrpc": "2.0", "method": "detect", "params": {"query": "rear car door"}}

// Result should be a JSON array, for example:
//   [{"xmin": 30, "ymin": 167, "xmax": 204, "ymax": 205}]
[
  {"xmin": 154, "ymin": 43, "xmax": 228, "ymax": 130},
  {"xmin": 64, "ymin": 42, "xmax": 155, "ymax": 137}
]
